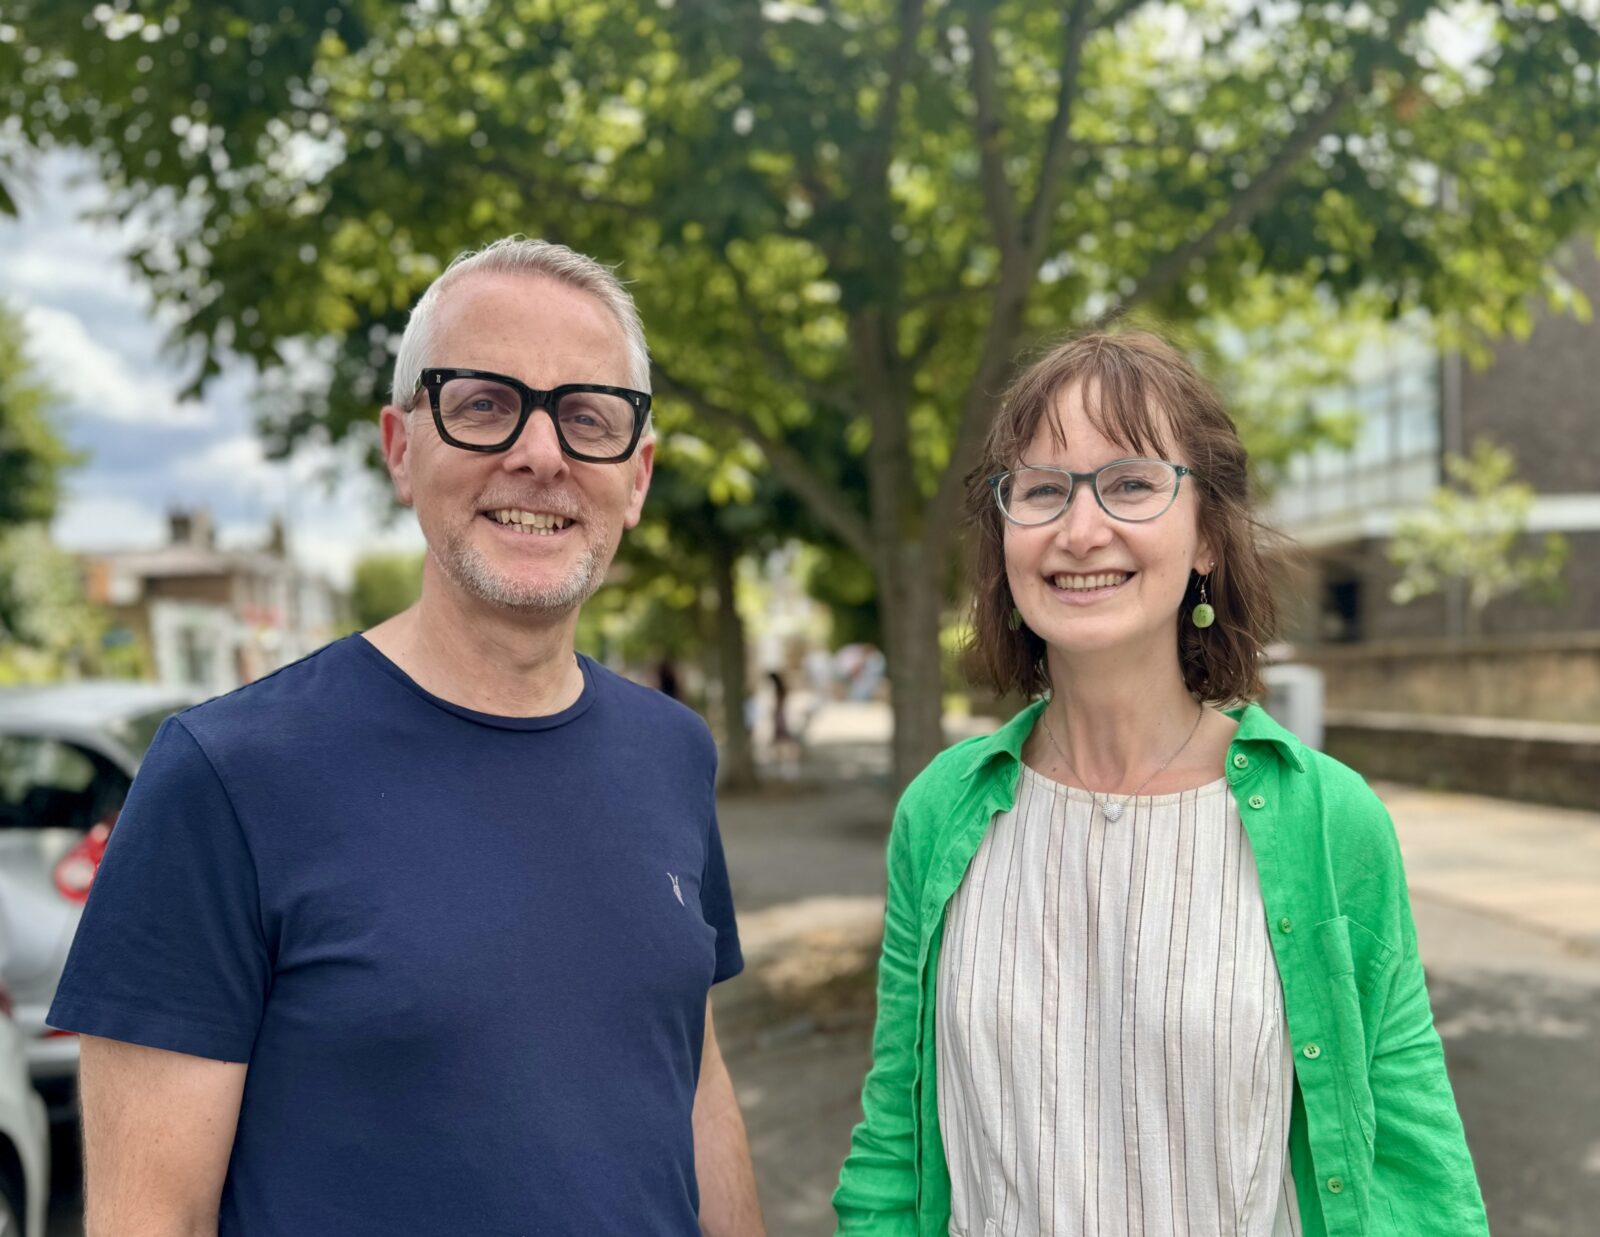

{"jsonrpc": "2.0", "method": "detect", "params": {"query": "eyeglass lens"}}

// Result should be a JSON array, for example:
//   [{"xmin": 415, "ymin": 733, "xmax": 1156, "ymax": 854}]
[
  {"xmin": 437, "ymin": 375, "xmax": 636, "ymax": 456},
  {"xmin": 1001, "ymin": 460, "xmax": 1179, "ymax": 523}
]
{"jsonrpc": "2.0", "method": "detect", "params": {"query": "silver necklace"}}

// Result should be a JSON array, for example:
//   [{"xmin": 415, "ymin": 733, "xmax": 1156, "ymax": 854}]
[{"xmin": 1039, "ymin": 703, "xmax": 1205, "ymax": 822}]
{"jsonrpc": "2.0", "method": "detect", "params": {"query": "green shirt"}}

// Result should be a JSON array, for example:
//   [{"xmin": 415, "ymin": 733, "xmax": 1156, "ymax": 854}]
[{"xmin": 833, "ymin": 700, "xmax": 1489, "ymax": 1237}]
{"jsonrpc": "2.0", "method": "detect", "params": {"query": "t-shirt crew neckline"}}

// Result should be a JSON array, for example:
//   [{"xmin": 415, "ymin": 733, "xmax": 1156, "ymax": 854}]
[{"xmin": 350, "ymin": 632, "xmax": 596, "ymax": 732}]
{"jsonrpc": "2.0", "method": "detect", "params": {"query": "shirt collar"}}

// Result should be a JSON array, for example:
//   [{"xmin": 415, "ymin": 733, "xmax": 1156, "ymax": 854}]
[{"xmin": 957, "ymin": 696, "xmax": 1307, "ymax": 781}]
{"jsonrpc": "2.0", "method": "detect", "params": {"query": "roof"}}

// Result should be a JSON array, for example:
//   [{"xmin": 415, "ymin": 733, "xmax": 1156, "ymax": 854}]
[{"xmin": 89, "ymin": 545, "xmax": 289, "ymax": 580}]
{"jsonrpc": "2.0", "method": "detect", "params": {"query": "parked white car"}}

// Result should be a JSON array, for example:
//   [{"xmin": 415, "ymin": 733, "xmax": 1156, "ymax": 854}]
[
  {"xmin": 0, "ymin": 920, "xmax": 51, "ymax": 1237},
  {"xmin": 0, "ymin": 681, "xmax": 199, "ymax": 1118}
]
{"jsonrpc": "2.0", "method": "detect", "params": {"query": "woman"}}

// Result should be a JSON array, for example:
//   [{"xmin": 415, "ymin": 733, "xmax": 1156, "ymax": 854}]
[{"xmin": 832, "ymin": 331, "xmax": 1487, "ymax": 1237}]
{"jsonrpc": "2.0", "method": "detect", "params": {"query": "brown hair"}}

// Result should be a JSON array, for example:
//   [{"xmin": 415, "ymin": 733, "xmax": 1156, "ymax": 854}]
[{"xmin": 963, "ymin": 328, "xmax": 1277, "ymax": 703}]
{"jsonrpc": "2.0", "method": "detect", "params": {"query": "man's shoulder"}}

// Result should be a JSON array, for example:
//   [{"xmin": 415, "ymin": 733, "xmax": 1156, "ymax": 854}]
[
  {"xmin": 176, "ymin": 636, "xmax": 366, "ymax": 750},
  {"xmin": 584, "ymin": 657, "xmax": 715, "ymax": 748}
]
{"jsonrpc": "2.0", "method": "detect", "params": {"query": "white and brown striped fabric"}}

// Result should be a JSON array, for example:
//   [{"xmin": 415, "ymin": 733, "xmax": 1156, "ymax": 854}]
[{"xmin": 936, "ymin": 763, "xmax": 1301, "ymax": 1237}]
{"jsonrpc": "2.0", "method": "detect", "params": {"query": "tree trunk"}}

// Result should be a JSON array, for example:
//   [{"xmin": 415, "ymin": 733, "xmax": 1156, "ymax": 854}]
[
  {"xmin": 709, "ymin": 534, "xmax": 759, "ymax": 790},
  {"xmin": 879, "ymin": 540, "xmax": 947, "ymax": 792}
]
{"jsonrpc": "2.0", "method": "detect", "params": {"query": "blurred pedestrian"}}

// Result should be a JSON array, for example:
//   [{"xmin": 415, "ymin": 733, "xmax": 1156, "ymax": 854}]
[
  {"xmin": 768, "ymin": 670, "xmax": 792, "ymax": 746},
  {"xmin": 767, "ymin": 669, "xmax": 801, "ymax": 775},
  {"xmin": 833, "ymin": 330, "xmax": 1486, "ymax": 1235},
  {"xmin": 51, "ymin": 238, "xmax": 764, "ymax": 1237},
  {"xmin": 656, "ymin": 657, "xmax": 681, "ymax": 700}
]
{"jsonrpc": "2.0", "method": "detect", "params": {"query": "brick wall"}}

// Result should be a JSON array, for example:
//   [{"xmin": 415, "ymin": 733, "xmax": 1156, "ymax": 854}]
[{"xmin": 1458, "ymin": 242, "xmax": 1600, "ymax": 494}]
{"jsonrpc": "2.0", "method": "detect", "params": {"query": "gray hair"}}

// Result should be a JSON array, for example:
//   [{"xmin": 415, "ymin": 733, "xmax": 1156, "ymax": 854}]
[{"xmin": 390, "ymin": 236, "xmax": 652, "ymax": 406}]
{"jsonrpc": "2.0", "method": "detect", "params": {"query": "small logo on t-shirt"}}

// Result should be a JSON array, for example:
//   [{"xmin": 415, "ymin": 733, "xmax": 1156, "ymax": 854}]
[{"xmin": 667, "ymin": 872, "xmax": 685, "ymax": 906}]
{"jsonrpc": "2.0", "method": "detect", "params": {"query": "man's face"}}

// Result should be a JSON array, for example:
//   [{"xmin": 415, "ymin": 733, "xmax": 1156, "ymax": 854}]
[{"xmin": 379, "ymin": 272, "xmax": 653, "ymax": 615}]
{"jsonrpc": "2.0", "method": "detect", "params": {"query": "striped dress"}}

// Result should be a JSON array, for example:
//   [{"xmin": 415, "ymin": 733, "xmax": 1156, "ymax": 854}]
[{"xmin": 936, "ymin": 763, "xmax": 1301, "ymax": 1237}]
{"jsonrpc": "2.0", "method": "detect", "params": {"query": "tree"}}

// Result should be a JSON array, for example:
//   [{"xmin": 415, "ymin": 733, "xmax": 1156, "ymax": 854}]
[
  {"xmin": 0, "ymin": 303, "xmax": 111, "ymax": 681},
  {"xmin": 350, "ymin": 550, "xmax": 424, "ymax": 628},
  {"xmin": 8, "ymin": 0, "xmax": 1599, "ymax": 783},
  {"xmin": 0, "ymin": 525, "xmax": 149, "ymax": 682},
  {"xmin": 1388, "ymin": 439, "xmax": 1568, "ymax": 634},
  {"xmin": 0, "ymin": 302, "xmax": 75, "ymax": 529},
  {"xmin": 590, "ymin": 441, "xmax": 821, "ymax": 790}
]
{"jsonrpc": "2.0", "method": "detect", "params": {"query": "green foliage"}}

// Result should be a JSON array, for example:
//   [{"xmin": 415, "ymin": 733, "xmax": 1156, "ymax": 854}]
[
  {"xmin": 7, "ymin": 0, "xmax": 1599, "ymax": 772},
  {"xmin": 7, "ymin": 2, "xmax": 1595, "ymax": 495},
  {"xmin": 349, "ymin": 550, "xmax": 423, "ymax": 628},
  {"xmin": 580, "ymin": 442, "xmax": 789, "ymax": 666},
  {"xmin": 1388, "ymin": 439, "xmax": 1569, "ymax": 627},
  {"xmin": 0, "ymin": 302, "xmax": 76, "ymax": 528},
  {"xmin": 798, "ymin": 542, "xmax": 881, "ymax": 649},
  {"xmin": 0, "ymin": 524, "xmax": 141, "ymax": 682}
]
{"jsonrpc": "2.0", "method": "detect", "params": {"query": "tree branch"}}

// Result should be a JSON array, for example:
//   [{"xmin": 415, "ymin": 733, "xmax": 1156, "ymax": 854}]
[
  {"xmin": 965, "ymin": 9, "xmax": 1024, "ymax": 269},
  {"xmin": 1103, "ymin": 79, "xmax": 1359, "ymax": 319},
  {"xmin": 922, "ymin": 310, "xmax": 1027, "ymax": 560},
  {"xmin": 1020, "ymin": 0, "xmax": 1154, "ymax": 257},
  {"xmin": 863, "ymin": 0, "xmax": 926, "ymax": 186},
  {"xmin": 1022, "ymin": 0, "xmax": 1093, "ymax": 256},
  {"xmin": 652, "ymin": 365, "xmax": 875, "ymax": 561}
]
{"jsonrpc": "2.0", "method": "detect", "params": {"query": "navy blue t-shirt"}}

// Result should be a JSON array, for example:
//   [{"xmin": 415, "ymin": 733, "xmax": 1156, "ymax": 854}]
[{"xmin": 49, "ymin": 635, "xmax": 743, "ymax": 1236}]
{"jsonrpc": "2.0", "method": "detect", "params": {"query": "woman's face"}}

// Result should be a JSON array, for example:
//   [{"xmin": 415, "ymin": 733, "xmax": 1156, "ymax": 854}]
[{"xmin": 1003, "ymin": 381, "xmax": 1212, "ymax": 663}]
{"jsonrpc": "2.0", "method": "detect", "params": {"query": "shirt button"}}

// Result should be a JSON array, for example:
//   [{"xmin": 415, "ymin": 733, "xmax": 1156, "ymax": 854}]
[
  {"xmin": 1327, "ymin": 1177, "xmax": 1344, "ymax": 1194},
  {"xmin": 1278, "ymin": 917, "xmax": 1294, "ymax": 933},
  {"xmin": 1232, "ymin": 753, "xmax": 1249, "ymax": 769},
  {"xmin": 1303, "ymin": 1043, "xmax": 1322, "ymax": 1060},
  {"xmin": 1248, "ymin": 794, "xmax": 1266, "ymax": 810}
]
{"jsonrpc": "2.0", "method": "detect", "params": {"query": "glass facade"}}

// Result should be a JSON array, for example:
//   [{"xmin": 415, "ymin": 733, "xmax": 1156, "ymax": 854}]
[{"xmin": 1270, "ymin": 325, "xmax": 1442, "ymax": 536}]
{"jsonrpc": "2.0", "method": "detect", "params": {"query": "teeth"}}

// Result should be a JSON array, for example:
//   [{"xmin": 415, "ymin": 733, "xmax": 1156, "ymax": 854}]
[
  {"xmin": 490, "ymin": 509, "xmax": 572, "ymax": 534},
  {"xmin": 1052, "ymin": 572, "xmax": 1131, "ymax": 591}
]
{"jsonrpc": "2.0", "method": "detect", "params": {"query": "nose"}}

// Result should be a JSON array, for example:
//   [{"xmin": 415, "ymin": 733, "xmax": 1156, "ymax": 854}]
[
  {"xmin": 498, "ymin": 406, "xmax": 570, "ymax": 483},
  {"xmin": 1053, "ymin": 478, "xmax": 1113, "ymax": 559}
]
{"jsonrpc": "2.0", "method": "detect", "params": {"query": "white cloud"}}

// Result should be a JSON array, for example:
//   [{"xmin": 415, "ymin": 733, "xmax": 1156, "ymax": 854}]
[
  {"xmin": 2, "ymin": 248, "xmax": 148, "ymax": 307},
  {"xmin": 169, "ymin": 434, "xmax": 349, "ymax": 488},
  {"xmin": 20, "ymin": 303, "xmax": 212, "ymax": 427},
  {"xmin": 51, "ymin": 493, "xmax": 169, "ymax": 552}
]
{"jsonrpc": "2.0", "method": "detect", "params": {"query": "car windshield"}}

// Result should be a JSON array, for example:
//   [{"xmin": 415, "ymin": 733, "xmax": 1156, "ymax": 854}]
[{"xmin": 0, "ymin": 735, "xmax": 130, "ymax": 831}]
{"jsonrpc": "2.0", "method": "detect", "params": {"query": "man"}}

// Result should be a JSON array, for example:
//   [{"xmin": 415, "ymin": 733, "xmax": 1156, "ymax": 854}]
[{"xmin": 49, "ymin": 238, "xmax": 766, "ymax": 1236}]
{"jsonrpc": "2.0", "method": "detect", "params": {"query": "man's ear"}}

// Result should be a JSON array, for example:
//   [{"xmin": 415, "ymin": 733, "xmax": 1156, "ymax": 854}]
[
  {"xmin": 379, "ymin": 404, "xmax": 415, "ymax": 507},
  {"xmin": 622, "ymin": 435, "xmax": 655, "ymax": 530}
]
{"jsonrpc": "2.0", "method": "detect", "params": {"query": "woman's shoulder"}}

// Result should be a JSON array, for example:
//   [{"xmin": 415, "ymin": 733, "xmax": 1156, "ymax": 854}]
[
  {"xmin": 1274, "ymin": 737, "xmax": 1407, "ymax": 876},
  {"xmin": 899, "ymin": 732, "xmax": 998, "ymax": 806},
  {"xmin": 1296, "ymin": 744, "xmax": 1390, "ymax": 818}
]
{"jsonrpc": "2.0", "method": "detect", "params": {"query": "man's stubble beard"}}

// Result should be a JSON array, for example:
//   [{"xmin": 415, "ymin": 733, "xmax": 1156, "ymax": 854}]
[{"xmin": 437, "ymin": 522, "xmax": 614, "ymax": 614}]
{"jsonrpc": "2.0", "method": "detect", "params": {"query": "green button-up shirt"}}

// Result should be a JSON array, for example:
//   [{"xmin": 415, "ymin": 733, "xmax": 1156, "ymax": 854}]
[{"xmin": 833, "ymin": 701, "xmax": 1489, "ymax": 1236}]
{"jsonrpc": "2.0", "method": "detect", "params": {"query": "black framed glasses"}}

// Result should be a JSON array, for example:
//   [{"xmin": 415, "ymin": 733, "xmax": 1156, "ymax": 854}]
[
  {"xmin": 989, "ymin": 459, "xmax": 1198, "ymax": 525},
  {"xmin": 416, "ymin": 367, "xmax": 652, "ymax": 463}
]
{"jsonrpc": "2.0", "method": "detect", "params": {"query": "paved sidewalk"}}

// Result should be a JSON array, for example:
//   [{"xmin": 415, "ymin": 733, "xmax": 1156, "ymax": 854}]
[{"xmin": 1378, "ymin": 782, "xmax": 1600, "ymax": 952}]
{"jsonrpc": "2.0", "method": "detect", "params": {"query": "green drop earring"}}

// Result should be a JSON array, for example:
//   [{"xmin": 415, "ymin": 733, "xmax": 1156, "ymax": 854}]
[
  {"xmin": 1008, "ymin": 606, "xmax": 1024, "ymax": 632},
  {"xmin": 1191, "ymin": 571, "xmax": 1215, "ymax": 629}
]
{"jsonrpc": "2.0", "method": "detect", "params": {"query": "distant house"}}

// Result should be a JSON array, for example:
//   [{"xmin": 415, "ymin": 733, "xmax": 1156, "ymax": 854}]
[
  {"xmin": 1268, "ymin": 242, "xmax": 1600, "ymax": 645},
  {"xmin": 81, "ymin": 509, "xmax": 346, "ymax": 695}
]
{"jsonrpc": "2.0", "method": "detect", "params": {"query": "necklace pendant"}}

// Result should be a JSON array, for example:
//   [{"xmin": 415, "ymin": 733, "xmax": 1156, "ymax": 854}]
[{"xmin": 1101, "ymin": 801, "xmax": 1125, "ymax": 822}]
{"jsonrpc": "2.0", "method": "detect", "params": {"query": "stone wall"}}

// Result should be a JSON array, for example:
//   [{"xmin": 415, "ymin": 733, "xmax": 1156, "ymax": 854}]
[
  {"xmin": 1296, "ymin": 632, "xmax": 1600, "ymax": 725},
  {"xmin": 1326, "ymin": 711, "xmax": 1600, "ymax": 811}
]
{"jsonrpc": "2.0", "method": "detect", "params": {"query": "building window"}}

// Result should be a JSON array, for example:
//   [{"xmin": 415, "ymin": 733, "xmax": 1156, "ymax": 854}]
[{"xmin": 1270, "ymin": 321, "xmax": 1442, "ymax": 534}]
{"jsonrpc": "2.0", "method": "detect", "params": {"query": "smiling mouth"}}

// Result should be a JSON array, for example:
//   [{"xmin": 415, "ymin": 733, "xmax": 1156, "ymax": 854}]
[
  {"xmin": 1050, "ymin": 571, "xmax": 1133, "ymax": 591},
  {"xmin": 484, "ymin": 508, "xmax": 575, "ymax": 536}
]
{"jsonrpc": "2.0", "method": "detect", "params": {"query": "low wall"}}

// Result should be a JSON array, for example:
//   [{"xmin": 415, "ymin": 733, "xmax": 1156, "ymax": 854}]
[
  {"xmin": 1298, "ymin": 633, "xmax": 1600, "ymax": 725},
  {"xmin": 1326, "ymin": 710, "xmax": 1600, "ymax": 812}
]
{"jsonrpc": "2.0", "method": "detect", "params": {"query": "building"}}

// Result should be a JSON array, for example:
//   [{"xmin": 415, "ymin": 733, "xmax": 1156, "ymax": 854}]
[
  {"xmin": 81, "ymin": 509, "xmax": 346, "ymax": 695},
  {"xmin": 1269, "ymin": 242, "xmax": 1600, "ymax": 645}
]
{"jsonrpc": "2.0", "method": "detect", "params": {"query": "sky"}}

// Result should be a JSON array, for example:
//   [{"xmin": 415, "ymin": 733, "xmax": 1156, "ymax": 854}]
[{"xmin": 0, "ymin": 153, "xmax": 425, "ymax": 588}]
